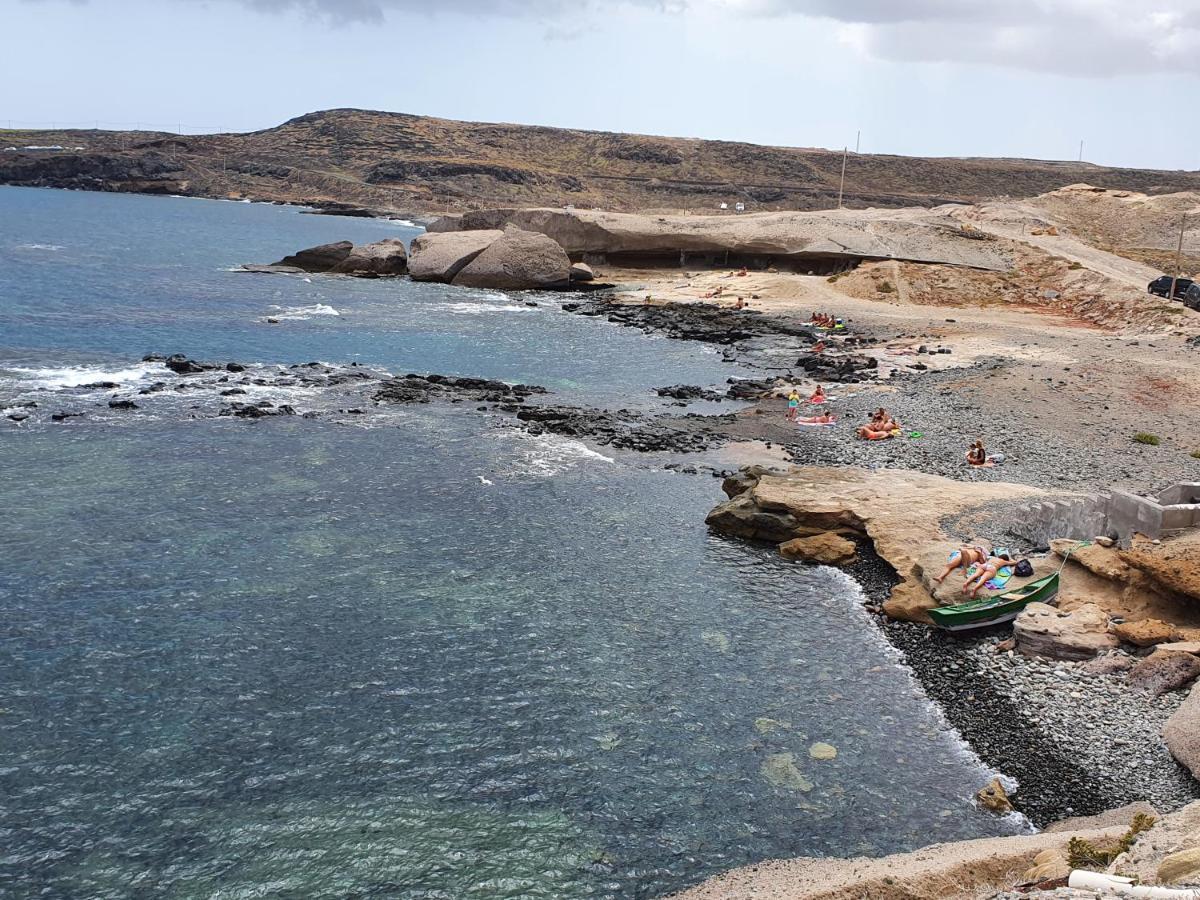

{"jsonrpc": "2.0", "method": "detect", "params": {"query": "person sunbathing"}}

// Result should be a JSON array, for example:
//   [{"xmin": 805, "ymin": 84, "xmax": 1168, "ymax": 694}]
[
  {"xmin": 934, "ymin": 545, "xmax": 990, "ymax": 585},
  {"xmin": 809, "ymin": 384, "xmax": 827, "ymax": 403},
  {"xmin": 858, "ymin": 408, "xmax": 901, "ymax": 440},
  {"xmin": 812, "ymin": 340, "xmax": 826, "ymax": 353},
  {"xmin": 857, "ymin": 424, "xmax": 893, "ymax": 440},
  {"xmin": 796, "ymin": 412, "xmax": 836, "ymax": 425},
  {"xmin": 962, "ymin": 552, "xmax": 1014, "ymax": 597}
]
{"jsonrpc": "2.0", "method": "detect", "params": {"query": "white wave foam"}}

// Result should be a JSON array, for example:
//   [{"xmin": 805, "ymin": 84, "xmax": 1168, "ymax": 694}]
[
  {"xmin": 442, "ymin": 301, "xmax": 537, "ymax": 315},
  {"xmin": 261, "ymin": 303, "xmax": 341, "ymax": 322},
  {"xmin": 6, "ymin": 361, "xmax": 169, "ymax": 390},
  {"xmin": 504, "ymin": 430, "xmax": 614, "ymax": 477},
  {"xmin": 16, "ymin": 243, "xmax": 64, "ymax": 251}
]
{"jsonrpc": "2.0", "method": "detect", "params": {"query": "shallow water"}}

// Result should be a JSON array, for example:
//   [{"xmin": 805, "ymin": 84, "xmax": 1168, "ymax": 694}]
[{"xmin": 0, "ymin": 188, "xmax": 1022, "ymax": 899}]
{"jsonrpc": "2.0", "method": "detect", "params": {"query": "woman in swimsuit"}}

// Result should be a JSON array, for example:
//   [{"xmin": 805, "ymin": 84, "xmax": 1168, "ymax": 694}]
[
  {"xmin": 966, "ymin": 440, "xmax": 989, "ymax": 466},
  {"xmin": 934, "ymin": 545, "xmax": 989, "ymax": 585},
  {"xmin": 810, "ymin": 384, "xmax": 827, "ymax": 404},
  {"xmin": 962, "ymin": 552, "xmax": 1014, "ymax": 597},
  {"xmin": 797, "ymin": 412, "xmax": 836, "ymax": 425}
]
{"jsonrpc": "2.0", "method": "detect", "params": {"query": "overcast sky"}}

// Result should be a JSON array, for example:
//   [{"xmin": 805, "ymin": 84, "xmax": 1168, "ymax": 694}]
[{"xmin": 6, "ymin": 0, "xmax": 1200, "ymax": 169}]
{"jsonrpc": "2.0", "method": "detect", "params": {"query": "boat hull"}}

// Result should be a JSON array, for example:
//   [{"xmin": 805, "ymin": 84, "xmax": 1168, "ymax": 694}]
[{"xmin": 929, "ymin": 573, "xmax": 1060, "ymax": 631}]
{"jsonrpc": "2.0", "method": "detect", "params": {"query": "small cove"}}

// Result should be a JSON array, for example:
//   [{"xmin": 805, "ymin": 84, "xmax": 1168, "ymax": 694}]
[{"xmin": 0, "ymin": 187, "xmax": 1025, "ymax": 898}]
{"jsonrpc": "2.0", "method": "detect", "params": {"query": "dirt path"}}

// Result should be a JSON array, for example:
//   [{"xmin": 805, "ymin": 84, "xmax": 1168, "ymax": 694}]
[{"xmin": 950, "ymin": 201, "xmax": 1162, "ymax": 289}]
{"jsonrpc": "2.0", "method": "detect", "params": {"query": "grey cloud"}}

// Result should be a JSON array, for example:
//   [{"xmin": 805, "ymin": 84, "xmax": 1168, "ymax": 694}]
[{"xmin": 737, "ymin": 0, "xmax": 1200, "ymax": 75}]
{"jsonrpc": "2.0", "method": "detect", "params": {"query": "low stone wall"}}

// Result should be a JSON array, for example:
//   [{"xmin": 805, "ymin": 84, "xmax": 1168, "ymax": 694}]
[{"xmin": 1009, "ymin": 483, "xmax": 1200, "ymax": 548}]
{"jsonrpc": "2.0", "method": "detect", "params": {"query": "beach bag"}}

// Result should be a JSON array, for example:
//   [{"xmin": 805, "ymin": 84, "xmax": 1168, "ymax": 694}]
[{"xmin": 1015, "ymin": 559, "xmax": 1034, "ymax": 578}]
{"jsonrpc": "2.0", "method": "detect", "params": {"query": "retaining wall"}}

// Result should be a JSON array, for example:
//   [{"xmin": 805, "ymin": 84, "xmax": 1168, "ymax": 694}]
[{"xmin": 1009, "ymin": 482, "xmax": 1200, "ymax": 548}]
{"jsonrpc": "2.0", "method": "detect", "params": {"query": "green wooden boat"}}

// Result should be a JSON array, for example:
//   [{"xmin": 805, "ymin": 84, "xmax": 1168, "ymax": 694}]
[{"xmin": 929, "ymin": 571, "xmax": 1060, "ymax": 631}]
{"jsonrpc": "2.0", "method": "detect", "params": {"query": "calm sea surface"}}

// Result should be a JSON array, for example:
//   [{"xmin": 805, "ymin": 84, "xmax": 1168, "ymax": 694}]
[{"xmin": 0, "ymin": 187, "xmax": 1021, "ymax": 899}]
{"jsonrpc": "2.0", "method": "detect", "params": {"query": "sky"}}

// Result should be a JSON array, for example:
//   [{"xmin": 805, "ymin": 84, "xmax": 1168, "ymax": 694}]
[{"xmin": 5, "ymin": 0, "xmax": 1200, "ymax": 170}]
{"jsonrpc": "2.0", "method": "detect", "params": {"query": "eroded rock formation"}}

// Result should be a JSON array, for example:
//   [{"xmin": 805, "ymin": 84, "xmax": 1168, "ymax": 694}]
[
  {"xmin": 245, "ymin": 238, "xmax": 408, "ymax": 276},
  {"xmin": 407, "ymin": 230, "xmax": 504, "ymax": 283},
  {"xmin": 452, "ymin": 227, "xmax": 570, "ymax": 290}
]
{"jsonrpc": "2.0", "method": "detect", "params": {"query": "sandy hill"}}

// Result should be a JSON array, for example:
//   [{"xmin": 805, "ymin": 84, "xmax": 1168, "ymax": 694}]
[{"xmin": 4, "ymin": 108, "xmax": 1200, "ymax": 214}]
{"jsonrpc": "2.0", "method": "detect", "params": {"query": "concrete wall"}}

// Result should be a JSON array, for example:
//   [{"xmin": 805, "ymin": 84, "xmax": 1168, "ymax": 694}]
[{"xmin": 1007, "ymin": 482, "xmax": 1199, "ymax": 548}]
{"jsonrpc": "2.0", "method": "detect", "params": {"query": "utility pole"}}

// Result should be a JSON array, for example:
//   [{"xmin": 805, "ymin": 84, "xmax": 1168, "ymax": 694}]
[
  {"xmin": 1168, "ymin": 214, "xmax": 1187, "ymax": 302},
  {"xmin": 855, "ymin": 130, "xmax": 860, "ymax": 154},
  {"xmin": 1078, "ymin": 140, "xmax": 1084, "ymax": 163},
  {"xmin": 837, "ymin": 146, "xmax": 848, "ymax": 209}
]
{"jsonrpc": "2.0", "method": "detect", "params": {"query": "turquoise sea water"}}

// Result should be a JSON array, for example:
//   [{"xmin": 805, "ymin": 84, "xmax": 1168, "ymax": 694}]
[{"xmin": 0, "ymin": 187, "xmax": 1022, "ymax": 899}]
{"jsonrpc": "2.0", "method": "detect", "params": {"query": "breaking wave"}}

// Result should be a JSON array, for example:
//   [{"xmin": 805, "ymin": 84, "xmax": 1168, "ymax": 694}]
[
  {"xmin": 5, "ymin": 361, "xmax": 169, "ymax": 390},
  {"xmin": 501, "ymin": 430, "xmax": 615, "ymax": 478},
  {"xmin": 263, "ymin": 303, "xmax": 342, "ymax": 321}
]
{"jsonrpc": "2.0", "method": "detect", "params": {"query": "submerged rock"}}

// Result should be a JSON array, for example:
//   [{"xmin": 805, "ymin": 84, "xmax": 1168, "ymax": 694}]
[
  {"xmin": 809, "ymin": 742, "xmax": 838, "ymax": 761},
  {"xmin": 761, "ymin": 753, "xmax": 813, "ymax": 792}
]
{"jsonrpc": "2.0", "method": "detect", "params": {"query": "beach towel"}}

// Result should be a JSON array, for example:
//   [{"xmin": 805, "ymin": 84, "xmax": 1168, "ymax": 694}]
[
  {"xmin": 965, "ymin": 563, "xmax": 1014, "ymax": 592},
  {"xmin": 796, "ymin": 421, "xmax": 836, "ymax": 427}
]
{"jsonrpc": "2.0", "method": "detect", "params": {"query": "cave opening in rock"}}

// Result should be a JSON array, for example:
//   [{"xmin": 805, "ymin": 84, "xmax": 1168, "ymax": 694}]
[{"xmin": 581, "ymin": 249, "xmax": 864, "ymax": 275}]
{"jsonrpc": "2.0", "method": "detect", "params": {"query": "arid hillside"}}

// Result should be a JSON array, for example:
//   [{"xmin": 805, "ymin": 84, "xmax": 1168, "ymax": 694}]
[{"xmin": 4, "ymin": 108, "xmax": 1200, "ymax": 215}]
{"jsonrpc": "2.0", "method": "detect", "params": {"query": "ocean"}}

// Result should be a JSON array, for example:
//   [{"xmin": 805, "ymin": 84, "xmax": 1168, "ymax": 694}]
[{"xmin": 0, "ymin": 186, "xmax": 1022, "ymax": 899}]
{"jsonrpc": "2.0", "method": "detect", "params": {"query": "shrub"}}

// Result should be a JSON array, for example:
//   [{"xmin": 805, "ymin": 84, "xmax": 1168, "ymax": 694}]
[
  {"xmin": 1067, "ymin": 261, "xmax": 1083, "ymax": 270},
  {"xmin": 1191, "ymin": 450, "xmax": 1200, "ymax": 459},
  {"xmin": 1133, "ymin": 433, "xmax": 1161, "ymax": 446},
  {"xmin": 1067, "ymin": 814, "xmax": 1156, "ymax": 871},
  {"xmin": 878, "ymin": 281, "xmax": 896, "ymax": 294}
]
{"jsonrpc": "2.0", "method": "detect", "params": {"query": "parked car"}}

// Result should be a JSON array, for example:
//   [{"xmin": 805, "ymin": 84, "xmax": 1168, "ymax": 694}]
[
  {"xmin": 1148, "ymin": 275, "xmax": 1195, "ymax": 299},
  {"xmin": 1184, "ymin": 282, "xmax": 1200, "ymax": 311}
]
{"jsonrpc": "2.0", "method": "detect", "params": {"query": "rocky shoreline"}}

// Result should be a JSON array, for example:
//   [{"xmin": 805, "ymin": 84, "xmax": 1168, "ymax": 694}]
[{"xmin": 548, "ymin": 296, "xmax": 1200, "ymax": 831}]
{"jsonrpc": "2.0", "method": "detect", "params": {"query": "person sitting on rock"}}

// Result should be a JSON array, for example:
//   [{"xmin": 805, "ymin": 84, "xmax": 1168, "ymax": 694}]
[
  {"xmin": 934, "ymin": 544, "xmax": 990, "ymax": 585},
  {"xmin": 809, "ymin": 384, "xmax": 827, "ymax": 404},
  {"xmin": 786, "ymin": 389, "xmax": 801, "ymax": 421},
  {"xmin": 962, "ymin": 552, "xmax": 1014, "ymax": 597},
  {"xmin": 734, "ymin": 296, "xmax": 746, "ymax": 309},
  {"xmin": 812, "ymin": 340, "xmax": 826, "ymax": 353}
]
